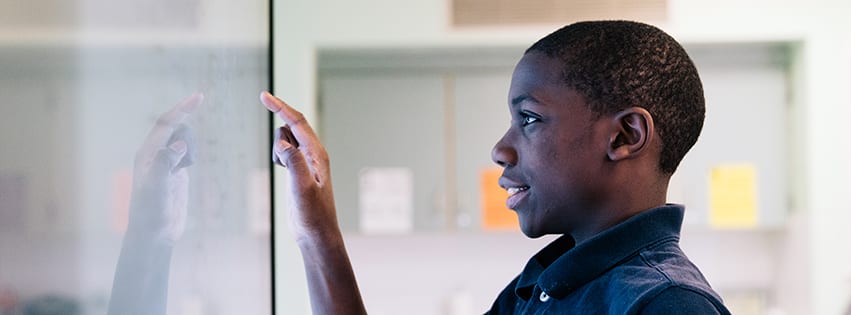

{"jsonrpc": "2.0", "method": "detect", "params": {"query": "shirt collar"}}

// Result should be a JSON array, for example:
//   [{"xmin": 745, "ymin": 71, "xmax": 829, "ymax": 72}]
[{"xmin": 514, "ymin": 205, "xmax": 685, "ymax": 300}]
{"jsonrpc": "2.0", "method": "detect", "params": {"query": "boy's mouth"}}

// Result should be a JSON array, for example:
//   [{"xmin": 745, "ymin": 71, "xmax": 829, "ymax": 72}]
[
  {"xmin": 505, "ymin": 185, "xmax": 530, "ymax": 209},
  {"xmin": 498, "ymin": 176, "xmax": 529, "ymax": 209}
]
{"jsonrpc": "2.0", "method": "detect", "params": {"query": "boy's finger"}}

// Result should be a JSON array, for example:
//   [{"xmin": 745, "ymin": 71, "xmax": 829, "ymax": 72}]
[
  {"xmin": 260, "ymin": 91, "xmax": 321, "ymax": 149},
  {"xmin": 273, "ymin": 126, "xmax": 297, "ymax": 167},
  {"xmin": 273, "ymin": 128, "xmax": 314, "ymax": 186}
]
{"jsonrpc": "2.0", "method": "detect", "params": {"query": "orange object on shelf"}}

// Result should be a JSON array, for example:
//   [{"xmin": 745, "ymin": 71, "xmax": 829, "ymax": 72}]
[{"xmin": 480, "ymin": 167, "xmax": 519, "ymax": 231}]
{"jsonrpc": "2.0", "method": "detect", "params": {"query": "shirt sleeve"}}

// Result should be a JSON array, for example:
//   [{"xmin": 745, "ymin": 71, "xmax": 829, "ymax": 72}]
[{"xmin": 639, "ymin": 286, "xmax": 726, "ymax": 315}]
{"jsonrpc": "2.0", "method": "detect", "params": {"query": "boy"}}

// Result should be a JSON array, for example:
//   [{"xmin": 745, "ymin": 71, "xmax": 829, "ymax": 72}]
[{"xmin": 262, "ymin": 20, "xmax": 731, "ymax": 314}]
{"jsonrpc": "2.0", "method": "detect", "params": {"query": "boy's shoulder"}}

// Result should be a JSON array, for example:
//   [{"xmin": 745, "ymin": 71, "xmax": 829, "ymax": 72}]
[{"xmin": 593, "ymin": 242, "xmax": 728, "ymax": 313}]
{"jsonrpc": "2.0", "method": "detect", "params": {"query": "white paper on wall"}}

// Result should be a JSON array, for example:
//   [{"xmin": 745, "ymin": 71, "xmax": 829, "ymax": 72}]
[{"xmin": 358, "ymin": 167, "xmax": 414, "ymax": 234}]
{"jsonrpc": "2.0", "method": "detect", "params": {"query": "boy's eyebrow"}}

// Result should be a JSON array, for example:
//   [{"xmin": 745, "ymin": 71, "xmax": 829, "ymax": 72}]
[{"xmin": 511, "ymin": 94, "xmax": 537, "ymax": 107}]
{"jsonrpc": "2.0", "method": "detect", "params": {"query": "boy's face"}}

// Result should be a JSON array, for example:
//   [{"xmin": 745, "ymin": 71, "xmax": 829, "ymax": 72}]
[{"xmin": 492, "ymin": 52, "xmax": 611, "ymax": 238}]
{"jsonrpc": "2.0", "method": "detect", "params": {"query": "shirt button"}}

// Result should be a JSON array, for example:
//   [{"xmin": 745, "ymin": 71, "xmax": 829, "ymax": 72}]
[{"xmin": 539, "ymin": 291, "xmax": 550, "ymax": 302}]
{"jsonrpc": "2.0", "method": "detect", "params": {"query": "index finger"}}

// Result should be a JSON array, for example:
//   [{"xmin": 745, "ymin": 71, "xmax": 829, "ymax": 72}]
[
  {"xmin": 144, "ymin": 93, "xmax": 204, "ymax": 148},
  {"xmin": 260, "ymin": 91, "xmax": 321, "ymax": 147}
]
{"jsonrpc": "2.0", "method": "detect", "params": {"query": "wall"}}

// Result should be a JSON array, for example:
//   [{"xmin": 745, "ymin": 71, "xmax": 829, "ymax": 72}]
[{"xmin": 273, "ymin": 1, "xmax": 851, "ymax": 314}]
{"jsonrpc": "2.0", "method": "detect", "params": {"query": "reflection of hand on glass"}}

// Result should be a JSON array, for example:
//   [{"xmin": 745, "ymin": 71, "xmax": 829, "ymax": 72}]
[
  {"xmin": 126, "ymin": 93, "xmax": 202, "ymax": 243},
  {"xmin": 107, "ymin": 93, "xmax": 203, "ymax": 315},
  {"xmin": 260, "ymin": 92, "xmax": 367, "ymax": 315}
]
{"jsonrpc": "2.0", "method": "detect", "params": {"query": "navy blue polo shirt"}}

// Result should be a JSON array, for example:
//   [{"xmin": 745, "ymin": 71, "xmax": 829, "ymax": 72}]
[{"xmin": 487, "ymin": 205, "xmax": 731, "ymax": 314}]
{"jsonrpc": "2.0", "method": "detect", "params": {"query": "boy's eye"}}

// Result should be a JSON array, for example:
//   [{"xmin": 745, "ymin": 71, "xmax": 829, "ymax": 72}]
[{"xmin": 520, "ymin": 113, "xmax": 540, "ymax": 126}]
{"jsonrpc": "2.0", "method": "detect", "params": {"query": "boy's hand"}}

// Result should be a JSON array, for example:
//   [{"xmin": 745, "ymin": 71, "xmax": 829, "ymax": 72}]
[
  {"xmin": 260, "ymin": 91, "xmax": 366, "ymax": 315},
  {"xmin": 260, "ymin": 91, "xmax": 339, "ymax": 242}
]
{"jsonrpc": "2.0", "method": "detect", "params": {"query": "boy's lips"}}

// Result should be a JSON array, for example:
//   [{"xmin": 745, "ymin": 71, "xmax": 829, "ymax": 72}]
[
  {"xmin": 505, "ymin": 186, "xmax": 529, "ymax": 210},
  {"xmin": 499, "ymin": 177, "xmax": 530, "ymax": 210}
]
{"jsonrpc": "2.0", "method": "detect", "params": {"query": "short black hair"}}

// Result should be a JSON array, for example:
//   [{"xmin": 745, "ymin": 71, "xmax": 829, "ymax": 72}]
[{"xmin": 527, "ymin": 20, "xmax": 704, "ymax": 174}]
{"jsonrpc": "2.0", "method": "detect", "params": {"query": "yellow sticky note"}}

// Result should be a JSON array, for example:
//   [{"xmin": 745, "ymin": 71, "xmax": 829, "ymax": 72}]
[
  {"xmin": 480, "ymin": 167, "xmax": 519, "ymax": 231},
  {"xmin": 708, "ymin": 164, "xmax": 758, "ymax": 229}
]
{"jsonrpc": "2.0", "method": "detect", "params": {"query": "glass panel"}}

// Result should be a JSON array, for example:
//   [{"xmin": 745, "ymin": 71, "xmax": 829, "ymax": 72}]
[
  {"xmin": 320, "ymin": 74, "xmax": 448, "ymax": 232},
  {"xmin": 0, "ymin": 1, "xmax": 271, "ymax": 314}
]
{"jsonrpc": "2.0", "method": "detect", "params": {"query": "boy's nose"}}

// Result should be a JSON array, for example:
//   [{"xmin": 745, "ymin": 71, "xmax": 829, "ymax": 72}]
[{"xmin": 491, "ymin": 135, "xmax": 517, "ymax": 168}]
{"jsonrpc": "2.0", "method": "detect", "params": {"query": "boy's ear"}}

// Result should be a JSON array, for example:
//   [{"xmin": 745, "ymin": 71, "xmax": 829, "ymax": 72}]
[{"xmin": 607, "ymin": 107, "xmax": 654, "ymax": 161}]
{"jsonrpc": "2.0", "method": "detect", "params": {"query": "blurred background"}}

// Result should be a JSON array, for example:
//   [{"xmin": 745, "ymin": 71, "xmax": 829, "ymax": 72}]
[
  {"xmin": 273, "ymin": 1, "xmax": 851, "ymax": 315},
  {"xmin": 1, "ymin": 0, "xmax": 850, "ymax": 315}
]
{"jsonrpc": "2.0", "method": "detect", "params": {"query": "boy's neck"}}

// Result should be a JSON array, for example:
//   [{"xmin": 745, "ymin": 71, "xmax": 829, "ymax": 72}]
[{"xmin": 571, "ymin": 176, "xmax": 670, "ymax": 245}]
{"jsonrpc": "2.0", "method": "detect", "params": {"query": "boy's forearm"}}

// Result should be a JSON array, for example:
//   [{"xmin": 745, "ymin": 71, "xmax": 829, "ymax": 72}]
[{"xmin": 297, "ymin": 230, "xmax": 367, "ymax": 315}]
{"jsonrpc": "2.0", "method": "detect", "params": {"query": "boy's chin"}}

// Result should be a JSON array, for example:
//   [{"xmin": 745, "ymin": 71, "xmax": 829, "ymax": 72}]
[{"xmin": 519, "ymin": 221, "xmax": 547, "ymax": 239}]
